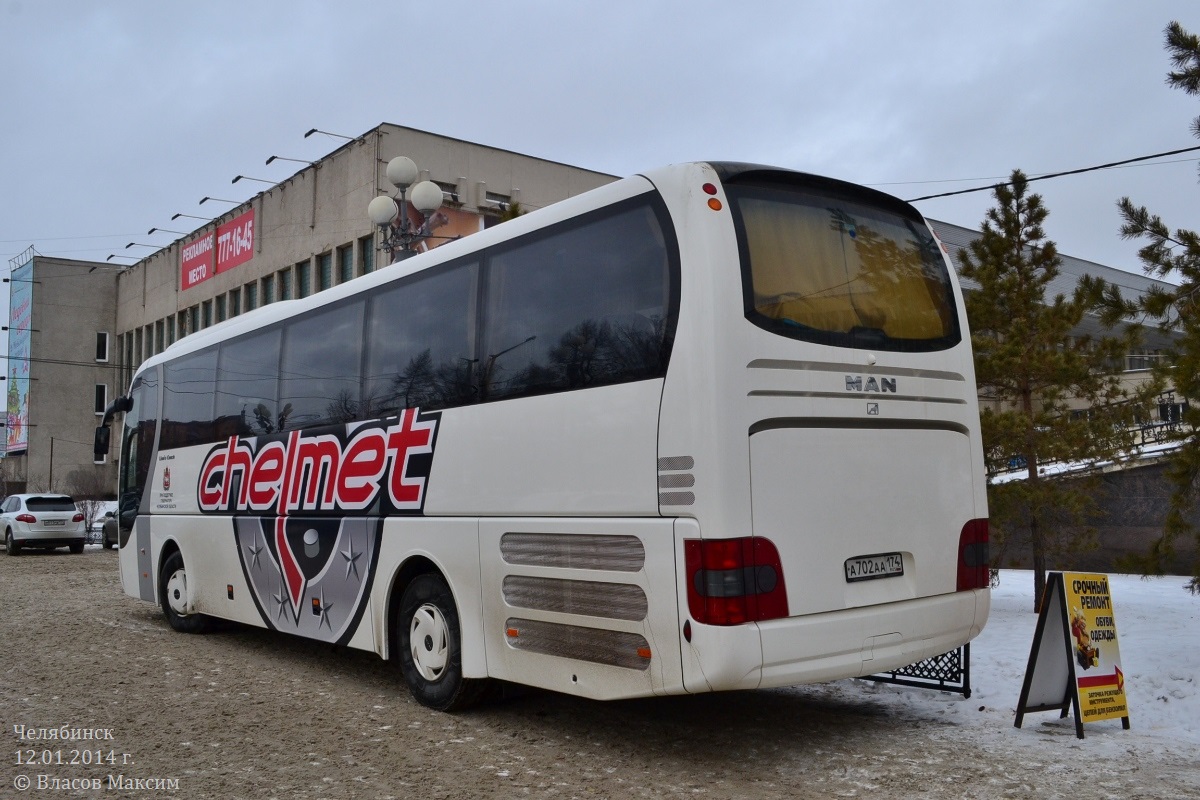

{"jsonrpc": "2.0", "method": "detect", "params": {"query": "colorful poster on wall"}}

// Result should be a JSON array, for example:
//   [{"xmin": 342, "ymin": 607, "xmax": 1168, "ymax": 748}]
[{"xmin": 6, "ymin": 256, "xmax": 33, "ymax": 455}]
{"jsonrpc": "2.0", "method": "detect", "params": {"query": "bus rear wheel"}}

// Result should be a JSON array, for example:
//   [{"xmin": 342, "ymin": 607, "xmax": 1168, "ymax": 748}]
[
  {"xmin": 397, "ymin": 573, "xmax": 485, "ymax": 711},
  {"xmin": 159, "ymin": 550, "xmax": 210, "ymax": 634}
]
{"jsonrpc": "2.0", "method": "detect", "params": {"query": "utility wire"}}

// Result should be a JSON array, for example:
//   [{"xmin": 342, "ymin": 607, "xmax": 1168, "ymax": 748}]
[{"xmin": 905, "ymin": 145, "xmax": 1200, "ymax": 202}]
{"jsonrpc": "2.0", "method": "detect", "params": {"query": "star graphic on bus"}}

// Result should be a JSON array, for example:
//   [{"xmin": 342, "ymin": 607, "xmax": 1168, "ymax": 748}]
[
  {"xmin": 272, "ymin": 585, "xmax": 292, "ymax": 622},
  {"xmin": 245, "ymin": 534, "xmax": 264, "ymax": 571},
  {"xmin": 317, "ymin": 590, "xmax": 335, "ymax": 631},
  {"xmin": 341, "ymin": 541, "xmax": 362, "ymax": 580}
]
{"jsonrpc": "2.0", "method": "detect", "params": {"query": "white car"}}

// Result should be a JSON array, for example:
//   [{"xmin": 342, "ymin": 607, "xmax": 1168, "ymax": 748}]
[{"xmin": 2, "ymin": 494, "xmax": 87, "ymax": 555}]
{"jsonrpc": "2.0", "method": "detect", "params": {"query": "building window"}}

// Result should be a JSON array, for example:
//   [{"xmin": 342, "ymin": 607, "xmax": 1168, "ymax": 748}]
[
  {"xmin": 318, "ymin": 252, "xmax": 332, "ymax": 291},
  {"xmin": 1126, "ymin": 348, "xmax": 1164, "ymax": 372},
  {"xmin": 230, "ymin": 287, "xmax": 241, "ymax": 317},
  {"xmin": 167, "ymin": 316, "xmax": 176, "ymax": 346},
  {"xmin": 155, "ymin": 320, "xmax": 165, "ymax": 352},
  {"xmin": 245, "ymin": 282, "xmax": 258, "ymax": 311},
  {"xmin": 297, "ymin": 260, "xmax": 311, "ymax": 298},
  {"xmin": 94, "ymin": 384, "xmax": 107, "ymax": 415},
  {"xmin": 95, "ymin": 331, "xmax": 109, "ymax": 362},
  {"xmin": 359, "ymin": 236, "xmax": 374, "ymax": 274},
  {"xmin": 145, "ymin": 325, "xmax": 154, "ymax": 356},
  {"xmin": 189, "ymin": 306, "xmax": 199, "ymax": 334},
  {"xmin": 262, "ymin": 274, "xmax": 275, "ymax": 305},
  {"xmin": 338, "ymin": 244, "xmax": 353, "ymax": 283},
  {"xmin": 279, "ymin": 268, "xmax": 293, "ymax": 300},
  {"xmin": 201, "ymin": 301, "xmax": 213, "ymax": 328},
  {"xmin": 216, "ymin": 295, "xmax": 227, "ymax": 322}
]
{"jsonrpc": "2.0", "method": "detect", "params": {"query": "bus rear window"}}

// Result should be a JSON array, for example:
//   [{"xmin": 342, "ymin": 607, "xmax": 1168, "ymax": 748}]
[{"xmin": 729, "ymin": 183, "xmax": 960, "ymax": 352}]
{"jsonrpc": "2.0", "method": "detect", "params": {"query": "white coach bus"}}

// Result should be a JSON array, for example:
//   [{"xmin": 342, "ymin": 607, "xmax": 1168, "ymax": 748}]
[{"xmin": 97, "ymin": 162, "xmax": 989, "ymax": 711}]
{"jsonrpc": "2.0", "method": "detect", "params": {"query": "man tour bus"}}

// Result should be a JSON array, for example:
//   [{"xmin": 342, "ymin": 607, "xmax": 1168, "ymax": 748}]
[{"xmin": 96, "ymin": 161, "xmax": 989, "ymax": 711}]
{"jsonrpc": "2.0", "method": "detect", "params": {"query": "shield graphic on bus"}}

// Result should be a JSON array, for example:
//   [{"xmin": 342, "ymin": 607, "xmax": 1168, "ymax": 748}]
[{"xmin": 234, "ymin": 515, "xmax": 381, "ymax": 646}]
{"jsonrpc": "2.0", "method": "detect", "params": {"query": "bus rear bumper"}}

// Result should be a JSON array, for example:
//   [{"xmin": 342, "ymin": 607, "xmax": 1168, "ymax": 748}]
[{"xmin": 685, "ymin": 588, "xmax": 988, "ymax": 692}]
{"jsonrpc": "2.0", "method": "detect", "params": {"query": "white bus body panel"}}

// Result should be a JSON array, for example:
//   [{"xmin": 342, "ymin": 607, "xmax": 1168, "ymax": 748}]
[
  {"xmin": 424, "ymin": 380, "xmax": 663, "ymax": 517},
  {"xmin": 479, "ymin": 518, "xmax": 684, "ymax": 700},
  {"xmin": 646, "ymin": 162, "xmax": 988, "ymax": 687}
]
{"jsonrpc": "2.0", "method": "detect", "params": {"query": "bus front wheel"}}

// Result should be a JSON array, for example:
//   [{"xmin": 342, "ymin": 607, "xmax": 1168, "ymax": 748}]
[
  {"xmin": 396, "ymin": 573, "xmax": 484, "ymax": 711},
  {"xmin": 159, "ymin": 550, "xmax": 210, "ymax": 634}
]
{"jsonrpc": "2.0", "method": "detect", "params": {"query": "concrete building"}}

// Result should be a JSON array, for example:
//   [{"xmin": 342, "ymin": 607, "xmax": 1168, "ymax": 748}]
[{"xmin": 3, "ymin": 250, "xmax": 122, "ymax": 495}]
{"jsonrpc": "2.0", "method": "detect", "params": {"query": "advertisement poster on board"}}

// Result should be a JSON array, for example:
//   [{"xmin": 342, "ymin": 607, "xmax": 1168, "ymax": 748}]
[
  {"xmin": 1014, "ymin": 571, "xmax": 1130, "ymax": 739},
  {"xmin": 5, "ymin": 256, "xmax": 33, "ymax": 455},
  {"xmin": 1064, "ymin": 572, "xmax": 1129, "ymax": 724}
]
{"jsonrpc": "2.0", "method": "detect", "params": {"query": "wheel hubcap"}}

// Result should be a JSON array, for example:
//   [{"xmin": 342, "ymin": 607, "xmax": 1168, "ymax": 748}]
[
  {"xmin": 165, "ymin": 569, "xmax": 190, "ymax": 616},
  {"xmin": 409, "ymin": 603, "xmax": 449, "ymax": 682}
]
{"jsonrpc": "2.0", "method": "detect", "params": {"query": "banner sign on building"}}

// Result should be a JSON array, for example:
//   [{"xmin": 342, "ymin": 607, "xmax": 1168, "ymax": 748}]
[
  {"xmin": 216, "ymin": 209, "xmax": 255, "ymax": 274},
  {"xmin": 180, "ymin": 208, "xmax": 255, "ymax": 290},
  {"xmin": 5, "ymin": 256, "xmax": 33, "ymax": 455},
  {"xmin": 1014, "ymin": 571, "xmax": 1130, "ymax": 739},
  {"xmin": 181, "ymin": 233, "xmax": 215, "ymax": 291}
]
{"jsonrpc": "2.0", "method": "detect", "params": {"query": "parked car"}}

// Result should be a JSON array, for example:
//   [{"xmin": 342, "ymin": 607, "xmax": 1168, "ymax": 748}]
[
  {"xmin": 101, "ymin": 511, "xmax": 118, "ymax": 549},
  {"xmin": 2, "ymin": 494, "xmax": 87, "ymax": 555}
]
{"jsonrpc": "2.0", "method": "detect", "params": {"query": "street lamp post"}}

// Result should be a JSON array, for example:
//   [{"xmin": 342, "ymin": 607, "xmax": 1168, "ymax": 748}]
[{"xmin": 367, "ymin": 157, "xmax": 447, "ymax": 263}]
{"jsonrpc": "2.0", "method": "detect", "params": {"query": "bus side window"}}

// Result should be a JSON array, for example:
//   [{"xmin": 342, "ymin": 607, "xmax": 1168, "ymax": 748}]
[
  {"xmin": 481, "ymin": 201, "xmax": 671, "ymax": 402},
  {"xmin": 279, "ymin": 299, "xmax": 365, "ymax": 429},
  {"xmin": 161, "ymin": 348, "xmax": 217, "ymax": 449},
  {"xmin": 119, "ymin": 371, "xmax": 159, "ymax": 526},
  {"xmin": 364, "ymin": 262, "xmax": 479, "ymax": 416},
  {"xmin": 215, "ymin": 327, "xmax": 282, "ymax": 436}
]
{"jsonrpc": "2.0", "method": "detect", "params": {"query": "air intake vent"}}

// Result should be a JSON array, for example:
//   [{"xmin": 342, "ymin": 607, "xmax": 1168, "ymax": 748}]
[
  {"xmin": 505, "ymin": 618, "xmax": 651, "ymax": 670},
  {"xmin": 658, "ymin": 455, "xmax": 696, "ymax": 506},
  {"xmin": 500, "ymin": 533, "xmax": 645, "ymax": 572},
  {"xmin": 503, "ymin": 576, "xmax": 648, "ymax": 621}
]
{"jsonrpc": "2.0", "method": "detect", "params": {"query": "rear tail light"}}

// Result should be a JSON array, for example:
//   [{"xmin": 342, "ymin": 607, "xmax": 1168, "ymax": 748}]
[
  {"xmin": 957, "ymin": 519, "xmax": 990, "ymax": 591},
  {"xmin": 72, "ymin": 513, "xmax": 85, "ymax": 523},
  {"xmin": 685, "ymin": 537, "xmax": 788, "ymax": 625},
  {"xmin": 16, "ymin": 513, "xmax": 36, "ymax": 523}
]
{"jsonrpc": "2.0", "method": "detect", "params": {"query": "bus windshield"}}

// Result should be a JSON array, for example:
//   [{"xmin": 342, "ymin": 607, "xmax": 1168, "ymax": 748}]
[{"xmin": 730, "ymin": 182, "xmax": 960, "ymax": 352}]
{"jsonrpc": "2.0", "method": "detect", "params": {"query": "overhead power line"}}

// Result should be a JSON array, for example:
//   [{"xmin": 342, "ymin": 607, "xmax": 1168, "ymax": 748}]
[{"xmin": 905, "ymin": 145, "xmax": 1200, "ymax": 202}]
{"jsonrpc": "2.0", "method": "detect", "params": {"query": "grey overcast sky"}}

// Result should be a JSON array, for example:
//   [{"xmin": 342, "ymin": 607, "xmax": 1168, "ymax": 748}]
[{"xmin": 2, "ymin": 1, "xmax": 1198, "ymax": 287}]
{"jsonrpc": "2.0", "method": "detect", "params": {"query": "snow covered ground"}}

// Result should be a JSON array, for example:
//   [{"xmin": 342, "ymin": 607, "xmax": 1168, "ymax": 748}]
[{"xmin": 793, "ymin": 569, "xmax": 1198, "ymax": 779}]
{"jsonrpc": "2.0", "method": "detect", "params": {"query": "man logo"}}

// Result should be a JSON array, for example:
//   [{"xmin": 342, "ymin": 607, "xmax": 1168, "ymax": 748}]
[{"xmin": 845, "ymin": 375, "xmax": 897, "ymax": 393}]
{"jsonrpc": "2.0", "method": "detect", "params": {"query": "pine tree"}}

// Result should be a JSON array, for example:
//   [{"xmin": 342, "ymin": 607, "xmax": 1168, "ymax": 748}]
[
  {"xmin": 960, "ymin": 170, "xmax": 1139, "ymax": 610},
  {"xmin": 1117, "ymin": 21, "xmax": 1200, "ymax": 593}
]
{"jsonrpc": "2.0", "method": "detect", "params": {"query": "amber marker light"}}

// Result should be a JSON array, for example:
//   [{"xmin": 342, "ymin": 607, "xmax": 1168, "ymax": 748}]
[
  {"xmin": 636, "ymin": 647, "xmax": 652, "ymax": 659},
  {"xmin": 707, "ymin": 198, "xmax": 723, "ymax": 211},
  {"xmin": 506, "ymin": 627, "xmax": 520, "ymax": 638}
]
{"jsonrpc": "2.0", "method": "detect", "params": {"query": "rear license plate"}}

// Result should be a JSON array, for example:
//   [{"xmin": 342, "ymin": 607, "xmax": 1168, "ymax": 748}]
[
  {"xmin": 844, "ymin": 552, "xmax": 904, "ymax": 582},
  {"xmin": 42, "ymin": 520, "xmax": 65, "ymax": 527}
]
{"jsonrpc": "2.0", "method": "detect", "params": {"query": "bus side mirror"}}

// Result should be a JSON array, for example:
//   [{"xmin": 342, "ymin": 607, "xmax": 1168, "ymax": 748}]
[{"xmin": 94, "ymin": 425, "xmax": 111, "ymax": 458}]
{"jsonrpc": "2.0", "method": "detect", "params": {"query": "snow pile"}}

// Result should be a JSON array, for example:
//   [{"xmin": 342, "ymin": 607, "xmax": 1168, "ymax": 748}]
[{"xmin": 792, "ymin": 570, "xmax": 1198, "ymax": 753}]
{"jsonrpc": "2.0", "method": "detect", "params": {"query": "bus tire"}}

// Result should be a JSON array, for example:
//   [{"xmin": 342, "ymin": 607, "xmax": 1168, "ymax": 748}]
[
  {"xmin": 397, "ymin": 573, "xmax": 484, "ymax": 712},
  {"xmin": 5, "ymin": 530, "xmax": 20, "ymax": 556},
  {"xmin": 159, "ymin": 550, "xmax": 211, "ymax": 634}
]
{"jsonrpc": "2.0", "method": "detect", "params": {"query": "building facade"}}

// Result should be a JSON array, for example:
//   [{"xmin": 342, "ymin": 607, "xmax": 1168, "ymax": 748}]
[{"xmin": 3, "ymin": 250, "xmax": 122, "ymax": 495}]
